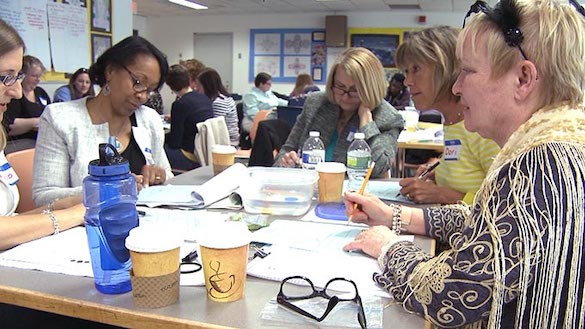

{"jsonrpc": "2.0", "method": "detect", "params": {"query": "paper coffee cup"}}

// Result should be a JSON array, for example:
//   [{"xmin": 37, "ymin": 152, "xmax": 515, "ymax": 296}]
[
  {"xmin": 211, "ymin": 145, "xmax": 237, "ymax": 175},
  {"xmin": 198, "ymin": 221, "xmax": 251, "ymax": 302},
  {"xmin": 316, "ymin": 162, "xmax": 346, "ymax": 203},
  {"xmin": 401, "ymin": 108, "xmax": 419, "ymax": 132},
  {"xmin": 125, "ymin": 225, "xmax": 182, "ymax": 277}
]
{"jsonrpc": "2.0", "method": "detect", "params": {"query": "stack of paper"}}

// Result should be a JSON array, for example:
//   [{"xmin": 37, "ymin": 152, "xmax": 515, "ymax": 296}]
[{"xmin": 137, "ymin": 163, "xmax": 248, "ymax": 209}]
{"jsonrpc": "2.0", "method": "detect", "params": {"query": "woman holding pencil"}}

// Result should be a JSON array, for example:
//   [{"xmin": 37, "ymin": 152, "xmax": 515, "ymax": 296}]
[
  {"xmin": 344, "ymin": 0, "xmax": 585, "ymax": 327},
  {"xmin": 396, "ymin": 26, "xmax": 500, "ymax": 204}
]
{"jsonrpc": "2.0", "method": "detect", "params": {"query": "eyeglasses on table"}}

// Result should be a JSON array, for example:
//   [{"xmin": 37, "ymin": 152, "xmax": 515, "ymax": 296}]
[{"xmin": 277, "ymin": 275, "xmax": 366, "ymax": 329}]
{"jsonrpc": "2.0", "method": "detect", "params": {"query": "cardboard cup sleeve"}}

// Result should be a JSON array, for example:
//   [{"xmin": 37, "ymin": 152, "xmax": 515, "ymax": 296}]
[{"xmin": 130, "ymin": 268, "xmax": 180, "ymax": 308}]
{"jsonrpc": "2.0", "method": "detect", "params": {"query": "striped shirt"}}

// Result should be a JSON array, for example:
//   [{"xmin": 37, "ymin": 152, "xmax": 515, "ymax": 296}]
[
  {"xmin": 212, "ymin": 94, "xmax": 240, "ymax": 146},
  {"xmin": 435, "ymin": 120, "xmax": 500, "ymax": 204}
]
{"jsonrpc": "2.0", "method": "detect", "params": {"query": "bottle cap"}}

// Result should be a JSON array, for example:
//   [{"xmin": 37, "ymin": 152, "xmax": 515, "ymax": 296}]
[
  {"xmin": 354, "ymin": 132, "xmax": 365, "ymax": 139},
  {"xmin": 309, "ymin": 131, "xmax": 320, "ymax": 137},
  {"xmin": 88, "ymin": 143, "xmax": 130, "ymax": 176}
]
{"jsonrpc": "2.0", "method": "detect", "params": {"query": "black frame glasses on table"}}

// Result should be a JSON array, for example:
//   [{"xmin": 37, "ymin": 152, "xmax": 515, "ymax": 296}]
[
  {"xmin": 277, "ymin": 275, "xmax": 367, "ymax": 329},
  {"xmin": 0, "ymin": 71, "xmax": 25, "ymax": 87}
]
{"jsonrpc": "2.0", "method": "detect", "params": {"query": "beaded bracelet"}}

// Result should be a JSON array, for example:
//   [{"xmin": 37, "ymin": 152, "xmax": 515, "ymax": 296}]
[
  {"xmin": 43, "ymin": 202, "xmax": 59, "ymax": 235},
  {"xmin": 390, "ymin": 204, "xmax": 402, "ymax": 235}
]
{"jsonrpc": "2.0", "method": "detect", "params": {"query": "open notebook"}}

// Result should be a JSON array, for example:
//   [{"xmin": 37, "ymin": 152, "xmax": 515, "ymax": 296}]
[{"xmin": 137, "ymin": 163, "xmax": 248, "ymax": 209}]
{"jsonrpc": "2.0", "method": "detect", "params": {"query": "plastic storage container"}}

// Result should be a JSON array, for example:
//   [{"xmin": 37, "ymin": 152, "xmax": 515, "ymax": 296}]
[{"xmin": 239, "ymin": 167, "xmax": 318, "ymax": 216}]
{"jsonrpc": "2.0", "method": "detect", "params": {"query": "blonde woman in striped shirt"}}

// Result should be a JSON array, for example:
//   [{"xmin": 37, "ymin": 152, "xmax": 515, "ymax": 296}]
[
  {"xmin": 195, "ymin": 68, "xmax": 240, "ymax": 146},
  {"xmin": 396, "ymin": 26, "xmax": 500, "ymax": 205}
]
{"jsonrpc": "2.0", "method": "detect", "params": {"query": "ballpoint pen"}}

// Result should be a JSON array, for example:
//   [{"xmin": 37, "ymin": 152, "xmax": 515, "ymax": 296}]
[
  {"xmin": 348, "ymin": 161, "xmax": 375, "ymax": 223},
  {"xmin": 396, "ymin": 161, "xmax": 440, "ymax": 197},
  {"xmin": 417, "ymin": 161, "xmax": 440, "ymax": 180}
]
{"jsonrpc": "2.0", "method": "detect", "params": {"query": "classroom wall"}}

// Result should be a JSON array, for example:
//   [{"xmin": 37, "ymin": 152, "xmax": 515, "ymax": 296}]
[
  {"xmin": 134, "ymin": 11, "xmax": 464, "ymax": 113},
  {"xmin": 41, "ymin": 0, "xmax": 133, "ymax": 99}
]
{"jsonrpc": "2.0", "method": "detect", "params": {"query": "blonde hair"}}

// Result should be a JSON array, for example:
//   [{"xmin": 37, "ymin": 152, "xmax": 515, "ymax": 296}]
[
  {"xmin": 179, "ymin": 58, "xmax": 206, "ymax": 83},
  {"xmin": 325, "ymin": 47, "xmax": 386, "ymax": 109},
  {"xmin": 291, "ymin": 73, "xmax": 314, "ymax": 97},
  {"xmin": 458, "ymin": 0, "xmax": 585, "ymax": 107},
  {"xmin": 395, "ymin": 26, "xmax": 460, "ymax": 105}
]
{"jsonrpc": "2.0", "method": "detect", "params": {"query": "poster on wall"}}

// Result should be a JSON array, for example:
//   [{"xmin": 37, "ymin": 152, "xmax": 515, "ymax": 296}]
[
  {"xmin": 0, "ymin": 0, "xmax": 51, "ymax": 69},
  {"xmin": 92, "ymin": 34, "xmax": 111, "ymax": 64},
  {"xmin": 250, "ymin": 29, "xmax": 326, "ymax": 83},
  {"xmin": 350, "ymin": 34, "xmax": 399, "ymax": 68},
  {"xmin": 254, "ymin": 56, "xmax": 281, "ymax": 78},
  {"xmin": 48, "ymin": 2, "xmax": 90, "ymax": 72},
  {"xmin": 91, "ymin": 0, "xmax": 111, "ymax": 33}
]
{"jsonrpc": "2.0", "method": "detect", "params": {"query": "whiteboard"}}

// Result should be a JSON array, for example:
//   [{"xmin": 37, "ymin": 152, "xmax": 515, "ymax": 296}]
[{"xmin": 47, "ymin": 2, "xmax": 90, "ymax": 72}]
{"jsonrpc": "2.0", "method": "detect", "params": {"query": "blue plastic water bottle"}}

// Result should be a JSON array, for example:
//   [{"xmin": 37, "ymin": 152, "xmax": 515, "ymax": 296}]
[{"xmin": 83, "ymin": 143, "xmax": 138, "ymax": 294}]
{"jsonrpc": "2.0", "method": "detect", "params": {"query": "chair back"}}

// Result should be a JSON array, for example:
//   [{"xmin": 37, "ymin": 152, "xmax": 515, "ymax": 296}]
[
  {"xmin": 276, "ymin": 106, "xmax": 302, "ymax": 128},
  {"xmin": 5, "ymin": 148, "xmax": 35, "ymax": 213},
  {"xmin": 250, "ymin": 109, "xmax": 273, "ymax": 143},
  {"xmin": 194, "ymin": 116, "xmax": 231, "ymax": 166}
]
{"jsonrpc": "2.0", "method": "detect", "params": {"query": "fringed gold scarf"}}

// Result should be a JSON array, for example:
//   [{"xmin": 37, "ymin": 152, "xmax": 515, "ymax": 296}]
[{"xmin": 480, "ymin": 103, "xmax": 585, "ymax": 328}]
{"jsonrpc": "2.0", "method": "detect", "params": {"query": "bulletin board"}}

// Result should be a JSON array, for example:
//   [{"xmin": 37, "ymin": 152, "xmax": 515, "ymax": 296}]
[
  {"xmin": 349, "ymin": 28, "xmax": 420, "ymax": 79},
  {"xmin": 249, "ymin": 29, "xmax": 327, "ymax": 83},
  {"xmin": 0, "ymin": 0, "xmax": 113, "ymax": 82}
]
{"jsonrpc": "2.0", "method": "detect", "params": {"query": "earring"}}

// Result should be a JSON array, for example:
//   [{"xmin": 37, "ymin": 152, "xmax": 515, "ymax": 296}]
[{"xmin": 102, "ymin": 83, "xmax": 111, "ymax": 96}]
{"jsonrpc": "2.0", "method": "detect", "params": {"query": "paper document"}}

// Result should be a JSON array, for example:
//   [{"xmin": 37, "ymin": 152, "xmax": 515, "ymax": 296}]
[
  {"xmin": 137, "ymin": 163, "xmax": 248, "ymax": 209},
  {"xmin": 247, "ymin": 220, "xmax": 414, "ymax": 298}
]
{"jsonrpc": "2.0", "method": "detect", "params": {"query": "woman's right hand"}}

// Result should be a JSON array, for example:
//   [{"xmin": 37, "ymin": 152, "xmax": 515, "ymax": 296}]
[
  {"xmin": 278, "ymin": 150, "xmax": 301, "ymax": 168},
  {"xmin": 343, "ymin": 191, "xmax": 393, "ymax": 227}
]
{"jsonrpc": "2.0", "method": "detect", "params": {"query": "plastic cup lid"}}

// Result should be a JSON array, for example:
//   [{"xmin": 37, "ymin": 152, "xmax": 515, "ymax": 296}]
[
  {"xmin": 197, "ymin": 221, "xmax": 251, "ymax": 249},
  {"xmin": 316, "ymin": 162, "xmax": 346, "ymax": 173},
  {"xmin": 211, "ymin": 144, "xmax": 237, "ymax": 154},
  {"xmin": 125, "ymin": 225, "xmax": 182, "ymax": 253}
]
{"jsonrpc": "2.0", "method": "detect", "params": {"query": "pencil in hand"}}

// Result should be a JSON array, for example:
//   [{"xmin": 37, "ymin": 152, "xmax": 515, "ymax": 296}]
[
  {"xmin": 348, "ymin": 161, "xmax": 376, "ymax": 223},
  {"xmin": 395, "ymin": 161, "xmax": 440, "ymax": 198}
]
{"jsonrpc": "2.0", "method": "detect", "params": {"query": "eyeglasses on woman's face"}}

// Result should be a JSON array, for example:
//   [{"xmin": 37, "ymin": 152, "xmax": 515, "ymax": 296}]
[
  {"xmin": 120, "ymin": 65, "xmax": 157, "ymax": 98},
  {"xmin": 0, "ymin": 72, "xmax": 25, "ymax": 87},
  {"xmin": 277, "ymin": 276, "xmax": 366, "ymax": 329},
  {"xmin": 331, "ymin": 84, "xmax": 359, "ymax": 98}
]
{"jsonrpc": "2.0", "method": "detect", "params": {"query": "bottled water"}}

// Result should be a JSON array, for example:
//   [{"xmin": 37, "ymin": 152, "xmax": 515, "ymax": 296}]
[
  {"xmin": 301, "ymin": 131, "xmax": 325, "ymax": 170},
  {"xmin": 83, "ymin": 143, "xmax": 138, "ymax": 294},
  {"xmin": 347, "ymin": 132, "xmax": 371, "ymax": 190}
]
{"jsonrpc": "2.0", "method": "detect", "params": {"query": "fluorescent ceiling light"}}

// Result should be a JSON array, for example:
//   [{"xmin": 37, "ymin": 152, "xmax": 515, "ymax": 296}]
[{"xmin": 168, "ymin": 0, "xmax": 208, "ymax": 10}]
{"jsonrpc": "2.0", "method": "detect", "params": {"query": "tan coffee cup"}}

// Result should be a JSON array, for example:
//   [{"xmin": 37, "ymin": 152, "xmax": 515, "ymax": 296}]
[
  {"xmin": 125, "ymin": 225, "xmax": 182, "ymax": 277},
  {"xmin": 211, "ymin": 145, "xmax": 237, "ymax": 175},
  {"xmin": 316, "ymin": 162, "xmax": 346, "ymax": 203},
  {"xmin": 198, "ymin": 221, "xmax": 251, "ymax": 302}
]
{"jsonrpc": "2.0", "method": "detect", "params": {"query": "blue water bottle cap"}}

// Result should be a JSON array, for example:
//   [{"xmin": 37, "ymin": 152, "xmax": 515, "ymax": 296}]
[{"xmin": 88, "ymin": 143, "xmax": 130, "ymax": 176}]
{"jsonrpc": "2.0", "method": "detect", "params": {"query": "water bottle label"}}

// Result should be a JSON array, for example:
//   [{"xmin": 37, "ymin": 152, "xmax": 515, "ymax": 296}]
[
  {"xmin": 347, "ymin": 155, "xmax": 370, "ymax": 169},
  {"xmin": 302, "ymin": 150, "xmax": 325, "ymax": 169}
]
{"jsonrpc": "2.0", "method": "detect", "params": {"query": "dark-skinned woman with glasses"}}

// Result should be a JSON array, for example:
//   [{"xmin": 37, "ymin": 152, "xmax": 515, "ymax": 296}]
[
  {"xmin": 274, "ymin": 47, "xmax": 403, "ymax": 178},
  {"xmin": 32, "ymin": 36, "xmax": 172, "ymax": 207},
  {"xmin": 344, "ymin": 0, "xmax": 585, "ymax": 328}
]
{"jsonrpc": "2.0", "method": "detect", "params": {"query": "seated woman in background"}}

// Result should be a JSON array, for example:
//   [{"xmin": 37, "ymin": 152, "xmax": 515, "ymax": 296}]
[
  {"xmin": 287, "ymin": 73, "xmax": 320, "ymax": 107},
  {"xmin": 143, "ymin": 90, "xmax": 164, "ymax": 115},
  {"xmin": 53, "ymin": 67, "xmax": 95, "ymax": 103},
  {"xmin": 384, "ymin": 72, "xmax": 411, "ymax": 111},
  {"xmin": 343, "ymin": 1, "xmax": 585, "ymax": 326},
  {"xmin": 274, "ymin": 47, "xmax": 403, "ymax": 178},
  {"xmin": 2, "ymin": 55, "xmax": 50, "ymax": 141},
  {"xmin": 241, "ymin": 72, "xmax": 287, "ymax": 133},
  {"xmin": 0, "ymin": 18, "xmax": 84, "ymax": 251},
  {"xmin": 396, "ymin": 26, "xmax": 500, "ymax": 205},
  {"xmin": 196, "ymin": 68, "xmax": 240, "ymax": 146},
  {"xmin": 180, "ymin": 58, "xmax": 206, "ymax": 91},
  {"xmin": 164, "ymin": 64, "xmax": 213, "ymax": 171},
  {"xmin": 33, "ymin": 36, "xmax": 173, "ymax": 206}
]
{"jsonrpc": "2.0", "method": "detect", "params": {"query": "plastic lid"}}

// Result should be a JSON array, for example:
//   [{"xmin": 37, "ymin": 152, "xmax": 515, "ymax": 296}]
[
  {"xmin": 197, "ymin": 221, "xmax": 251, "ymax": 249},
  {"xmin": 125, "ymin": 225, "xmax": 182, "ymax": 253},
  {"xmin": 316, "ymin": 162, "xmax": 346, "ymax": 173},
  {"xmin": 309, "ymin": 131, "xmax": 320, "ymax": 137},
  {"xmin": 353, "ymin": 132, "xmax": 365, "ymax": 140}
]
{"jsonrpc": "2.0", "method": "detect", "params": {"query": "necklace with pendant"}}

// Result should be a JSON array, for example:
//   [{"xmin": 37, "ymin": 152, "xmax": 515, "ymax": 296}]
[{"xmin": 92, "ymin": 107, "xmax": 128, "ymax": 152}]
